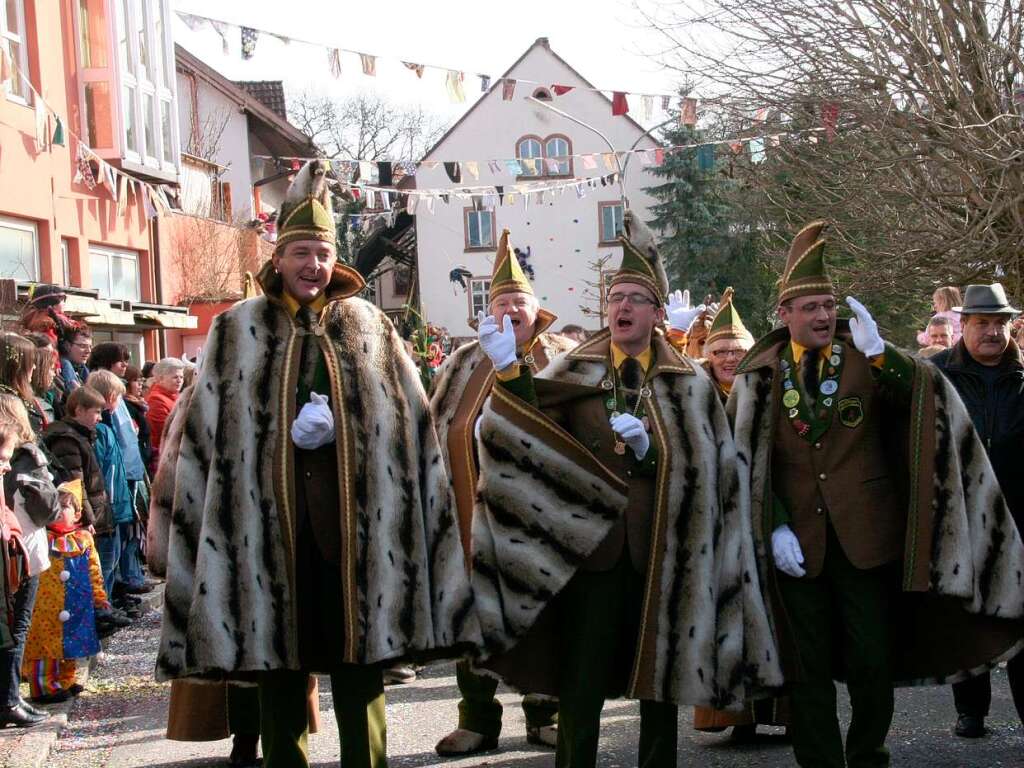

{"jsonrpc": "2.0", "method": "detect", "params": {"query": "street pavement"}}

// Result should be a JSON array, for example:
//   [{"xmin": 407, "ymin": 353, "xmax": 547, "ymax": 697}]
[{"xmin": 21, "ymin": 608, "xmax": 1024, "ymax": 767}]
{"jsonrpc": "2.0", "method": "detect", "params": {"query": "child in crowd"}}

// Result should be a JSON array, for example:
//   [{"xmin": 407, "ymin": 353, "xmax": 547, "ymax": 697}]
[
  {"xmin": 21, "ymin": 480, "xmax": 109, "ymax": 703},
  {"xmin": 83, "ymin": 371, "xmax": 134, "ymax": 609},
  {"xmin": 42, "ymin": 387, "xmax": 130, "ymax": 635}
]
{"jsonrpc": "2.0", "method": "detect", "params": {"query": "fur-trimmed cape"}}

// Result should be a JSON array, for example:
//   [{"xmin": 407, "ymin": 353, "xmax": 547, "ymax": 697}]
[
  {"xmin": 471, "ymin": 330, "xmax": 783, "ymax": 708},
  {"xmin": 730, "ymin": 326, "xmax": 1024, "ymax": 686},
  {"xmin": 155, "ymin": 283, "xmax": 481, "ymax": 681},
  {"xmin": 429, "ymin": 330, "xmax": 577, "ymax": 556}
]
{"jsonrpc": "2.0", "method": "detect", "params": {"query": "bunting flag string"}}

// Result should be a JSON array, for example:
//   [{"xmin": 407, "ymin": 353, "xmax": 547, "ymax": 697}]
[{"xmin": 175, "ymin": 11, "xmax": 682, "ymax": 110}]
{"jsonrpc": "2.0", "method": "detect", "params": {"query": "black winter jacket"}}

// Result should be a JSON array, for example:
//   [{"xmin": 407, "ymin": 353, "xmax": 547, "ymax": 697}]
[
  {"xmin": 42, "ymin": 418, "xmax": 110, "ymax": 533},
  {"xmin": 931, "ymin": 339, "xmax": 1024, "ymax": 528},
  {"xmin": 3, "ymin": 443, "xmax": 62, "ymax": 528}
]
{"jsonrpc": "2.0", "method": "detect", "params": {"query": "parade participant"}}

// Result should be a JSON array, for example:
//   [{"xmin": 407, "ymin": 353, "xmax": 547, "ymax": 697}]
[
  {"xmin": 729, "ymin": 222, "xmax": 1024, "ymax": 768},
  {"xmin": 691, "ymin": 292, "xmax": 789, "ymax": 740},
  {"xmin": 430, "ymin": 229, "xmax": 575, "ymax": 756},
  {"xmin": 470, "ymin": 212, "xmax": 781, "ymax": 768},
  {"xmin": 154, "ymin": 160, "xmax": 480, "ymax": 768},
  {"xmin": 930, "ymin": 284, "xmax": 1024, "ymax": 738}
]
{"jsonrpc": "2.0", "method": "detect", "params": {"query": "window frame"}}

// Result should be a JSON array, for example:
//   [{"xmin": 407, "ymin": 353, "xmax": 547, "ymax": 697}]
[
  {"xmin": 0, "ymin": 215, "xmax": 40, "ymax": 281},
  {"xmin": 468, "ymin": 277, "xmax": 491, "ymax": 320},
  {"xmin": 515, "ymin": 133, "xmax": 573, "ymax": 180},
  {"xmin": 598, "ymin": 201, "xmax": 625, "ymax": 246},
  {"xmin": 89, "ymin": 244, "xmax": 141, "ymax": 301},
  {"xmin": 0, "ymin": 0, "xmax": 31, "ymax": 106},
  {"xmin": 463, "ymin": 207, "xmax": 496, "ymax": 252}
]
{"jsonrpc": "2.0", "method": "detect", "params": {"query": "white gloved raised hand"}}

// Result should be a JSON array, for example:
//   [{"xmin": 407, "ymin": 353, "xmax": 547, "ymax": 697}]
[
  {"xmin": 846, "ymin": 296, "xmax": 885, "ymax": 358},
  {"xmin": 291, "ymin": 391, "xmax": 335, "ymax": 450},
  {"xmin": 771, "ymin": 524, "xmax": 806, "ymax": 578},
  {"xmin": 665, "ymin": 289, "xmax": 706, "ymax": 332},
  {"xmin": 609, "ymin": 413, "xmax": 650, "ymax": 460},
  {"xmin": 477, "ymin": 311, "xmax": 518, "ymax": 371}
]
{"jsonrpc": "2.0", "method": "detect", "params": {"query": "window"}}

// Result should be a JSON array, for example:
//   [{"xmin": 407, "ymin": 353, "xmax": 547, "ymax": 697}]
[
  {"xmin": 0, "ymin": 217, "xmax": 39, "ymax": 280},
  {"xmin": 599, "ymin": 201, "xmax": 624, "ymax": 244},
  {"xmin": 516, "ymin": 136, "xmax": 543, "ymax": 177},
  {"xmin": 90, "ymin": 246, "xmax": 140, "ymax": 301},
  {"xmin": 464, "ymin": 209, "xmax": 495, "ymax": 250},
  {"xmin": 99, "ymin": 0, "xmax": 177, "ymax": 171},
  {"xmin": 515, "ymin": 134, "xmax": 573, "ymax": 178},
  {"xmin": 90, "ymin": 330, "xmax": 144, "ymax": 365},
  {"xmin": 61, "ymin": 239, "xmax": 72, "ymax": 286},
  {"xmin": 469, "ymin": 278, "xmax": 491, "ymax": 318},
  {"xmin": 532, "ymin": 88, "xmax": 552, "ymax": 101},
  {"xmin": 1, "ymin": 0, "xmax": 30, "ymax": 104}
]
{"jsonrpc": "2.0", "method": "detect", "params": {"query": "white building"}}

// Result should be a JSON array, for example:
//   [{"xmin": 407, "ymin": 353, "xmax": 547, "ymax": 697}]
[{"xmin": 415, "ymin": 38, "xmax": 662, "ymax": 338}]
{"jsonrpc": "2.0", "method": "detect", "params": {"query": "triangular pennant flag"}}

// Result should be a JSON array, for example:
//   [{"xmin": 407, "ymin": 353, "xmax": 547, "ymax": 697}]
[
  {"xmin": 495, "ymin": 185, "xmax": 504, "ymax": 205},
  {"xmin": 642, "ymin": 96, "xmax": 653, "ymax": 121},
  {"xmin": 359, "ymin": 160, "xmax": 374, "ymax": 183},
  {"xmin": 545, "ymin": 158, "xmax": 561, "ymax": 175},
  {"xmin": 446, "ymin": 70, "xmax": 466, "ymax": 103},
  {"xmin": 681, "ymin": 97, "xmax": 697, "ymax": 126},
  {"xmin": 439, "ymin": 193, "xmax": 450, "ymax": 205},
  {"xmin": 420, "ymin": 160, "xmax": 439, "ymax": 170},
  {"xmin": 328, "ymin": 48, "xmax": 342, "ymax": 79},
  {"xmin": 141, "ymin": 184, "xmax": 157, "ymax": 219},
  {"xmin": 488, "ymin": 160, "xmax": 502, "ymax": 174},
  {"xmin": 425, "ymin": 196, "xmax": 435, "ymax": 214},
  {"xmin": 377, "ymin": 162, "xmax": 393, "ymax": 186},
  {"xmin": 505, "ymin": 159, "xmax": 521, "ymax": 176},
  {"xmin": 822, "ymin": 102, "xmax": 839, "ymax": 141},
  {"xmin": 177, "ymin": 12, "xmax": 206, "ymax": 31},
  {"xmin": 661, "ymin": 95, "xmax": 670, "ymax": 111},
  {"xmin": 116, "ymin": 173, "xmax": 128, "ymax": 213},
  {"xmin": 403, "ymin": 61, "xmax": 425, "ymax": 78},
  {"xmin": 34, "ymin": 100, "xmax": 48, "ymax": 151},
  {"xmin": 444, "ymin": 162, "xmax": 461, "ymax": 183},
  {"xmin": 575, "ymin": 182, "xmax": 586, "ymax": 199},
  {"xmin": 210, "ymin": 21, "xmax": 230, "ymax": 55},
  {"xmin": 464, "ymin": 161, "xmax": 480, "ymax": 180},
  {"xmin": 582, "ymin": 154, "xmax": 597, "ymax": 170},
  {"xmin": 240, "ymin": 27, "xmax": 259, "ymax": 60},
  {"xmin": 602, "ymin": 153, "xmax": 617, "ymax": 172},
  {"xmin": 502, "ymin": 78, "xmax": 516, "ymax": 101},
  {"xmin": 406, "ymin": 194, "xmax": 419, "ymax": 215},
  {"xmin": 611, "ymin": 92, "xmax": 629, "ymax": 116},
  {"xmin": 52, "ymin": 116, "xmax": 65, "ymax": 147},
  {"xmin": 654, "ymin": 148, "xmax": 665, "ymax": 166},
  {"xmin": 523, "ymin": 158, "xmax": 539, "ymax": 175},
  {"xmin": 75, "ymin": 143, "xmax": 97, "ymax": 189},
  {"xmin": 479, "ymin": 74, "xmax": 491, "ymax": 92},
  {"xmin": 360, "ymin": 53, "xmax": 376, "ymax": 76},
  {"xmin": 552, "ymin": 84, "xmax": 574, "ymax": 96},
  {"xmin": 749, "ymin": 137, "xmax": 766, "ymax": 163}
]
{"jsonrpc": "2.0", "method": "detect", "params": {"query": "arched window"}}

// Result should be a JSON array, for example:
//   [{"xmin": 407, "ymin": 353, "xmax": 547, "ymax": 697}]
[
  {"xmin": 545, "ymin": 135, "xmax": 571, "ymax": 176},
  {"xmin": 513, "ymin": 134, "xmax": 573, "ymax": 178},
  {"xmin": 532, "ymin": 87, "xmax": 552, "ymax": 101},
  {"xmin": 516, "ymin": 136, "xmax": 543, "ymax": 176}
]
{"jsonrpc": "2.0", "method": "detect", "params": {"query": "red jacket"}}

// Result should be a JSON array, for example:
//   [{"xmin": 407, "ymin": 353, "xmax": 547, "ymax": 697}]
[{"xmin": 145, "ymin": 384, "xmax": 179, "ymax": 472}]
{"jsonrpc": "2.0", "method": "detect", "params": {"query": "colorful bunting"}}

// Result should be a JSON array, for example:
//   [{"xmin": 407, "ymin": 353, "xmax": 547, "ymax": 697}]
[
  {"xmin": 240, "ymin": 27, "xmax": 259, "ymax": 59},
  {"xmin": 403, "ymin": 61, "xmax": 425, "ymax": 78},
  {"xmin": 446, "ymin": 70, "xmax": 466, "ymax": 103},
  {"xmin": 611, "ymin": 92, "xmax": 629, "ymax": 116},
  {"xmin": 642, "ymin": 96, "xmax": 653, "ymax": 121},
  {"xmin": 443, "ymin": 162, "xmax": 461, "ymax": 183},
  {"xmin": 328, "ymin": 49, "xmax": 342, "ymax": 79},
  {"xmin": 681, "ymin": 97, "xmax": 697, "ymax": 126},
  {"xmin": 360, "ymin": 53, "xmax": 376, "ymax": 76},
  {"xmin": 552, "ymin": 84, "xmax": 574, "ymax": 96},
  {"xmin": 502, "ymin": 78, "xmax": 516, "ymax": 101},
  {"xmin": 464, "ymin": 161, "xmax": 480, "ymax": 180},
  {"xmin": 479, "ymin": 75, "xmax": 491, "ymax": 92}
]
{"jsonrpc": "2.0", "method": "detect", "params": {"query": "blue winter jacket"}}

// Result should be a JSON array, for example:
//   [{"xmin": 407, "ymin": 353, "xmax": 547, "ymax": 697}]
[
  {"xmin": 110, "ymin": 398, "xmax": 145, "ymax": 482},
  {"xmin": 94, "ymin": 413, "xmax": 133, "ymax": 525}
]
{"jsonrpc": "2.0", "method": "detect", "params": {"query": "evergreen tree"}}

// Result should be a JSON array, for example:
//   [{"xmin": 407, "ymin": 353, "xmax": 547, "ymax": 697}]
[{"xmin": 645, "ymin": 122, "xmax": 776, "ymax": 336}]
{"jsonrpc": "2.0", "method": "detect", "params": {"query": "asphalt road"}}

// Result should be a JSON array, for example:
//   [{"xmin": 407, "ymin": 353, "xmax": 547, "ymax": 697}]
[{"xmin": 36, "ymin": 610, "xmax": 1024, "ymax": 767}]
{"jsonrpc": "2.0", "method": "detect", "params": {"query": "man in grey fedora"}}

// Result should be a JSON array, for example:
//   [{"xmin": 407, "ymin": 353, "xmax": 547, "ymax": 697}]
[{"xmin": 931, "ymin": 283, "xmax": 1024, "ymax": 738}]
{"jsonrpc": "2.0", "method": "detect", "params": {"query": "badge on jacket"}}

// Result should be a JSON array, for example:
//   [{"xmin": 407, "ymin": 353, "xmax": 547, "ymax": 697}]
[{"xmin": 838, "ymin": 396, "xmax": 864, "ymax": 428}]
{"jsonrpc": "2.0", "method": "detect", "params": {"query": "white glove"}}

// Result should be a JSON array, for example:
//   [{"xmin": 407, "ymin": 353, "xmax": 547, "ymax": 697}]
[
  {"xmin": 473, "ymin": 415, "xmax": 482, "ymax": 442},
  {"xmin": 291, "ymin": 392, "xmax": 335, "ymax": 450},
  {"xmin": 771, "ymin": 524, "xmax": 806, "ymax": 578},
  {"xmin": 477, "ymin": 311, "xmax": 518, "ymax": 371},
  {"xmin": 846, "ymin": 296, "xmax": 885, "ymax": 358},
  {"xmin": 665, "ymin": 289, "xmax": 706, "ymax": 332},
  {"xmin": 610, "ymin": 413, "xmax": 650, "ymax": 460}
]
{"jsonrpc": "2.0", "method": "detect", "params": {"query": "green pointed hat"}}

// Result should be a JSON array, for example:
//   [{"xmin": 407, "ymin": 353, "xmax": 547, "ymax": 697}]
[
  {"xmin": 707, "ymin": 288, "xmax": 754, "ymax": 346},
  {"xmin": 777, "ymin": 220, "xmax": 833, "ymax": 304},
  {"xmin": 610, "ymin": 211, "xmax": 669, "ymax": 303},
  {"xmin": 275, "ymin": 160, "xmax": 336, "ymax": 251},
  {"xmin": 489, "ymin": 228, "xmax": 534, "ymax": 299}
]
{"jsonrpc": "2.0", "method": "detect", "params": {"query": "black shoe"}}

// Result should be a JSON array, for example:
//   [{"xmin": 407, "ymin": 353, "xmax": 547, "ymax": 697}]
[
  {"xmin": 730, "ymin": 724, "xmax": 757, "ymax": 743},
  {"xmin": 30, "ymin": 689, "xmax": 71, "ymax": 705},
  {"xmin": 0, "ymin": 702, "xmax": 48, "ymax": 727},
  {"xmin": 18, "ymin": 699, "xmax": 47, "ymax": 717},
  {"xmin": 954, "ymin": 714, "xmax": 986, "ymax": 738},
  {"xmin": 115, "ymin": 593, "xmax": 142, "ymax": 606},
  {"xmin": 125, "ymin": 583, "xmax": 154, "ymax": 594},
  {"xmin": 67, "ymin": 684, "xmax": 84, "ymax": 697}
]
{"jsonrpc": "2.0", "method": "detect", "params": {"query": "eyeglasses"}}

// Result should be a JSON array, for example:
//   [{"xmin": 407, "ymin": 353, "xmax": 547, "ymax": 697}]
[
  {"xmin": 709, "ymin": 348, "xmax": 746, "ymax": 360},
  {"xmin": 793, "ymin": 300, "xmax": 837, "ymax": 315},
  {"xmin": 72, "ymin": 342, "xmax": 92, "ymax": 350},
  {"xmin": 607, "ymin": 292, "xmax": 657, "ymax": 307}
]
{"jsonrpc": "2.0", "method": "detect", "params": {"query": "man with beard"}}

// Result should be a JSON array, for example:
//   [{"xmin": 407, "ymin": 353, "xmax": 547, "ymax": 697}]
[
  {"xmin": 729, "ymin": 222, "xmax": 1024, "ymax": 768},
  {"xmin": 154, "ymin": 161, "xmax": 480, "ymax": 768},
  {"xmin": 430, "ymin": 229, "xmax": 574, "ymax": 756},
  {"xmin": 469, "ymin": 212, "xmax": 781, "ymax": 768}
]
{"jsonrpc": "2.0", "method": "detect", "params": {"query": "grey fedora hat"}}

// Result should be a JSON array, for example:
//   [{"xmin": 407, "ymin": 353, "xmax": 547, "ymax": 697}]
[{"xmin": 954, "ymin": 283, "xmax": 1020, "ymax": 315}]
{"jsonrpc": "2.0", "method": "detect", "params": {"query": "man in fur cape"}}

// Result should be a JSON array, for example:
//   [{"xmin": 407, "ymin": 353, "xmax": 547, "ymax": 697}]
[
  {"xmin": 470, "ymin": 212, "xmax": 782, "ymax": 768},
  {"xmin": 729, "ymin": 220, "xmax": 1024, "ymax": 768},
  {"xmin": 154, "ymin": 160, "xmax": 480, "ymax": 768},
  {"xmin": 430, "ymin": 228, "xmax": 574, "ymax": 756}
]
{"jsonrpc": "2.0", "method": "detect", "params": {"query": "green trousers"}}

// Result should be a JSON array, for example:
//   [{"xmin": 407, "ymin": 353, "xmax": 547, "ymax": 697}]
[
  {"xmin": 777, "ymin": 526, "xmax": 895, "ymax": 768},
  {"xmin": 455, "ymin": 659, "xmax": 558, "ymax": 737},
  {"xmin": 556, "ymin": 557, "xmax": 678, "ymax": 768},
  {"xmin": 258, "ymin": 666, "xmax": 387, "ymax": 768}
]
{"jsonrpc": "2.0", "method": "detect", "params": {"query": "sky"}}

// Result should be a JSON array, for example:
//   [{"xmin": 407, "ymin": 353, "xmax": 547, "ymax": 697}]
[{"xmin": 170, "ymin": 0, "xmax": 684, "ymax": 137}]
